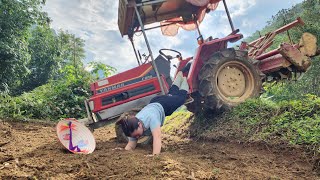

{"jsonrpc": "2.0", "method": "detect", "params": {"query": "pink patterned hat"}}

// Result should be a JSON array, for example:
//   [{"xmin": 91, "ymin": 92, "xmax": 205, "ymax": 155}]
[{"xmin": 56, "ymin": 118, "xmax": 96, "ymax": 154}]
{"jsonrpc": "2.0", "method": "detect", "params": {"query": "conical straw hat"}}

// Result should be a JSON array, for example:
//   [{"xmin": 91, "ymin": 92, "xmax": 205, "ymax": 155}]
[{"xmin": 56, "ymin": 118, "xmax": 96, "ymax": 154}]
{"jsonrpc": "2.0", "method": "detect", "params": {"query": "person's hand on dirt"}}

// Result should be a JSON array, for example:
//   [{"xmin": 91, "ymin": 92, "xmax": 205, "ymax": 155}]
[{"xmin": 112, "ymin": 147, "xmax": 123, "ymax": 151}]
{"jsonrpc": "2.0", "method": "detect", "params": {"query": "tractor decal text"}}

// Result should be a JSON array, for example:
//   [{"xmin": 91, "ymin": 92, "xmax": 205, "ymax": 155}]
[
  {"xmin": 142, "ymin": 75, "xmax": 153, "ymax": 81},
  {"xmin": 96, "ymin": 74, "xmax": 155, "ymax": 94},
  {"xmin": 97, "ymin": 83, "xmax": 125, "ymax": 94}
]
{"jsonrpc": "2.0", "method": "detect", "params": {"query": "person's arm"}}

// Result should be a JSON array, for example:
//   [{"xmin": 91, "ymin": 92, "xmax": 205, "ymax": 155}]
[
  {"xmin": 125, "ymin": 140, "xmax": 137, "ymax": 150},
  {"xmin": 151, "ymin": 126, "xmax": 162, "ymax": 155}
]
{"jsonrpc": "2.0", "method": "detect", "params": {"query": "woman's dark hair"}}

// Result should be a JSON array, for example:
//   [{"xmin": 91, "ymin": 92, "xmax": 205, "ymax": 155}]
[{"xmin": 117, "ymin": 115, "xmax": 139, "ymax": 137}]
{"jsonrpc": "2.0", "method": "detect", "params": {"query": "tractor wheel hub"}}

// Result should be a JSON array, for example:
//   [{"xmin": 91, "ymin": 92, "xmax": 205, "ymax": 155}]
[{"xmin": 217, "ymin": 66, "xmax": 246, "ymax": 97}]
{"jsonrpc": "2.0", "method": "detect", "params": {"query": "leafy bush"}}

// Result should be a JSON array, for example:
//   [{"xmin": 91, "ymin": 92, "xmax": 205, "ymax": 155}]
[
  {"xmin": 0, "ymin": 78, "xmax": 91, "ymax": 121},
  {"xmin": 230, "ymin": 95, "xmax": 320, "ymax": 152},
  {"xmin": 269, "ymin": 96, "xmax": 320, "ymax": 145}
]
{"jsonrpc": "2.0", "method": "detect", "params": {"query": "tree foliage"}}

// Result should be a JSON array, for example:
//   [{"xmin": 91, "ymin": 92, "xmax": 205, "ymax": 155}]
[
  {"xmin": 0, "ymin": 0, "xmax": 48, "ymax": 92},
  {"xmin": 15, "ymin": 25, "xmax": 60, "ymax": 94},
  {"xmin": 88, "ymin": 61, "xmax": 117, "ymax": 80},
  {"xmin": 0, "ymin": 0, "xmax": 117, "ymax": 120},
  {"xmin": 16, "ymin": 29, "xmax": 89, "ymax": 94}
]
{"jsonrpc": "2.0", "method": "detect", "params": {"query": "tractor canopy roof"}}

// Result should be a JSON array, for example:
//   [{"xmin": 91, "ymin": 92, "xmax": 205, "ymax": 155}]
[{"xmin": 118, "ymin": 0, "xmax": 221, "ymax": 37}]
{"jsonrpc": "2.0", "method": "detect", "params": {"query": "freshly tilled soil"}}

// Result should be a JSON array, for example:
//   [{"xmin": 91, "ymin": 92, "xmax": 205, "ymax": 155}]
[{"xmin": 0, "ymin": 120, "xmax": 318, "ymax": 179}]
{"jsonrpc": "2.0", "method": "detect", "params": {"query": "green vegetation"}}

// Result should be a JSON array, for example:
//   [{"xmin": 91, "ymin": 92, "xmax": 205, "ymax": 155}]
[
  {"xmin": 0, "ymin": 0, "xmax": 116, "ymax": 121},
  {"xmin": 230, "ymin": 96, "xmax": 319, "ymax": 152},
  {"xmin": 163, "ymin": 110, "xmax": 193, "ymax": 135},
  {"xmin": 0, "ymin": 0, "xmax": 48, "ymax": 92},
  {"xmin": 0, "ymin": 80, "xmax": 88, "ymax": 120}
]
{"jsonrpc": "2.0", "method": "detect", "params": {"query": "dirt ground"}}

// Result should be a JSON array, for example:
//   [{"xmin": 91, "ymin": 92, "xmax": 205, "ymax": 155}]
[{"xmin": 0, "ymin": 119, "xmax": 319, "ymax": 180}]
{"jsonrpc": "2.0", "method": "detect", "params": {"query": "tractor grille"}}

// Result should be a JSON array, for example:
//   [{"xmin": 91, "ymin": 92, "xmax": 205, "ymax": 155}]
[{"xmin": 101, "ymin": 84, "xmax": 155, "ymax": 106}]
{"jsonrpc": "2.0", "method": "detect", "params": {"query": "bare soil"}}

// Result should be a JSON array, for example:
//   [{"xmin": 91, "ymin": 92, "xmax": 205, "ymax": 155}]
[{"xmin": 0, "ymin": 119, "xmax": 319, "ymax": 179}]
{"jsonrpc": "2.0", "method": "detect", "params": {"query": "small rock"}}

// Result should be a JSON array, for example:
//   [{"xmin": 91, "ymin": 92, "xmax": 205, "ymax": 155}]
[{"xmin": 15, "ymin": 158, "xmax": 20, "ymax": 164}]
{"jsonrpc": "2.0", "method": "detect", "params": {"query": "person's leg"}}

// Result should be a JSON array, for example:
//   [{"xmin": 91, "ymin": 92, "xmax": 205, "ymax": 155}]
[
  {"xmin": 165, "ymin": 91, "xmax": 188, "ymax": 115},
  {"xmin": 167, "ymin": 85, "xmax": 180, "ymax": 95},
  {"xmin": 179, "ymin": 76, "xmax": 189, "ymax": 92},
  {"xmin": 150, "ymin": 73, "xmax": 189, "ymax": 116},
  {"xmin": 151, "ymin": 72, "xmax": 182, "ymax": 102},
  {"xmin": 172, "ymin": 71, "xmax": 183, "ymax": 88},
  {"xmin": 168, "ymin": 72, "xmax": 188, "ymax": 95},
  {"xmin": 150, "ymin": 90, "xmax": 188, "ymax": 116}
]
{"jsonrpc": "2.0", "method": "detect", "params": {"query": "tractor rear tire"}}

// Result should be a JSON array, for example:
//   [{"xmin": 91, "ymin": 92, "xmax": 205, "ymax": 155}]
[
  {"xmin": 115, "ymin": 108, "xmax": 153, "ymax": 145},
  {"xmin": 198, "ymin": 48, "xmax": 262, "ymax": 110}
]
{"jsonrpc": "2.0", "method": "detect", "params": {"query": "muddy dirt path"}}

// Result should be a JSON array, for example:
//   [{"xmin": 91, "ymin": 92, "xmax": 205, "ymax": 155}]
[{"xmin": 0, "ymin": 120, "xmax": 318, "ymax": 179}]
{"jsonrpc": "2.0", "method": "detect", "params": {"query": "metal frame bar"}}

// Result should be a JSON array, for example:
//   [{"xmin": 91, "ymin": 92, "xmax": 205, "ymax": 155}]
[
  {"xmin": 249, "ymin": 17, "xmax": 304, "ymax": 46},
  {"xmin": 136, "ymin": 0, "xmax": 167, "ymax": 7},
  {"xmin": 84, "ymin": 100, "xmax": 95, "ymax": 123},
  {"xmin": 222, "ymin": 0, "xmax": 235, "ymax": 32},
  {"xmin": 135, "ymin": 21, "xmax": 183, "ymax": 32},
  {"xmin": 134, "ymin": 4, "xmax": 166, "ymax": 95},
  {"xmin": 129, "ymin": 38, "xmax": 141, "ymax": 65}
]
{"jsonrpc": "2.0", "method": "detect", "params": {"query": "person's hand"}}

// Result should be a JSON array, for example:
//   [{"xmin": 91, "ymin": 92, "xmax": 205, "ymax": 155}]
[{"xmin": 112, "ymin": 147, "xmax": 123, "ymax": 151}]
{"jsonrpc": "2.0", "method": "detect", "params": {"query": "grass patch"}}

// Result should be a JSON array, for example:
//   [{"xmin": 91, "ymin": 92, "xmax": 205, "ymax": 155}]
[
  {"xmin": 225, "ymin": 95, "xmax": 320, "ymax": 153},
  {"xmin": 162, "ymin": 110, "xmax": 193, "ymax": 136}
]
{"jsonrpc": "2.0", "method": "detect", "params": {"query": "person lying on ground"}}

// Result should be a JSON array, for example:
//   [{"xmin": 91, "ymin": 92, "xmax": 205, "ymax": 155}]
[{"xmin": 116, "ymin": 72, "xmax": 189, "ymax": 156}]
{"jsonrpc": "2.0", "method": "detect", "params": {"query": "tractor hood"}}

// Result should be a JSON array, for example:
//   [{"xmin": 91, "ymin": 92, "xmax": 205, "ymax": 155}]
[{"xmin": 118, "ymin": 0, "xmax": 220, "ymax": 37}]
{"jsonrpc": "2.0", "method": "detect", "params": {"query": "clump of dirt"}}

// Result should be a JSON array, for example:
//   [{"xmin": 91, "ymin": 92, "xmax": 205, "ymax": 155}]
[{"xmin": 0, "ymin": 119, "xmax": 318, "ymax": 179}]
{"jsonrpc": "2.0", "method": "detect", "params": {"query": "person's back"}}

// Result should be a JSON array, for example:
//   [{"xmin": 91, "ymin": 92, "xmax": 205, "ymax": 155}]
[
  {"xmin": 128, "ymin": 103, "xmax": 165, "ymax": 141},
  {"xmin": 117, "ymin": 72, "xmax": 189, "ymax": 155}
]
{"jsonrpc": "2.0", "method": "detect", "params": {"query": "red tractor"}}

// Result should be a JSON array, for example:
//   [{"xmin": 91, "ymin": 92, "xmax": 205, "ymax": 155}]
[{"xmin": 81, "ymin": 0, "xmax": 318, "ymax": 143}]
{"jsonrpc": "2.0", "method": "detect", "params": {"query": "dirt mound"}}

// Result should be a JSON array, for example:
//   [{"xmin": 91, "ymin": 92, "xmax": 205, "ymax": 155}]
[{"xmin": 0, "ymin": 119, "xmax": 318, "ymax": 179}]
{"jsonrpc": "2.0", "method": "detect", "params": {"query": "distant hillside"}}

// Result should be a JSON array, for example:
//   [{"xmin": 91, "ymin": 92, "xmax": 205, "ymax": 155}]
[
  {"xmin": 243, "ymin": 0, "xmax": 320, "ymax": 99},
  {"xmin": 244, "ymin": 0, "xmax": 319, "ymax": 50}
]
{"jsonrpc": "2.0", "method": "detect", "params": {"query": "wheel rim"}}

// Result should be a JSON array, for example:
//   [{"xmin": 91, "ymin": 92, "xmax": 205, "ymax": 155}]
[{"xmin": 216, "ymin": 61, "xmax": 255, "ymax": 103}]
